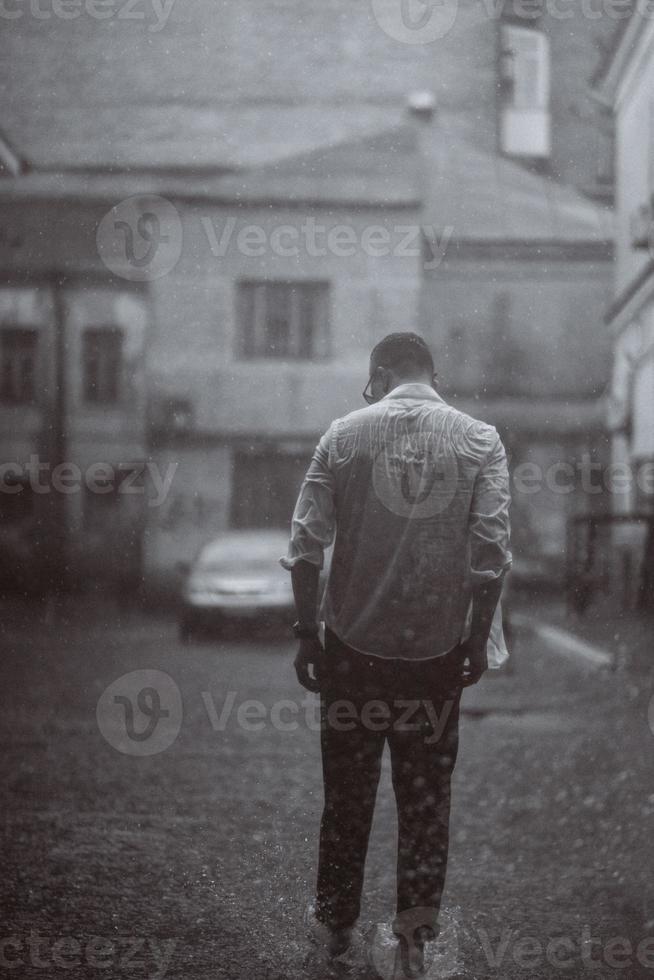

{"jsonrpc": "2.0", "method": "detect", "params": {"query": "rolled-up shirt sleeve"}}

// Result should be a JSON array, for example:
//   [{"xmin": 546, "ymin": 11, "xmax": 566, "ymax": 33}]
[
  {"xmin": 280, "ymin": 424, "xmax": 336, "ymax": 570},
  {"xmin": 469, "ymin": 431, "xmax": 512, "ymax": 584}
]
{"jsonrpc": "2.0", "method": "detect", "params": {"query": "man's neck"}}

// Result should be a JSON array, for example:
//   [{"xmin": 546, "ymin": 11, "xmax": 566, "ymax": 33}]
[{"xmin": 390, "ymin": 377, "xmax": 433, "ymax": 390}]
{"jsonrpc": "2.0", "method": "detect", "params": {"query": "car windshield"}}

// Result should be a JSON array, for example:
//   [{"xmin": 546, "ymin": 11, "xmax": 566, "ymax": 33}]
[{"xmin": 196, "ymin": 534, "xmax": 288, "ymax": 570}]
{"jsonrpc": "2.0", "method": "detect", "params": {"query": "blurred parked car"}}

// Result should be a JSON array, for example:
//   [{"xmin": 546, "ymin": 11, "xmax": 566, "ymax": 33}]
[{"xmin": 178, "ymin": 529, "xmax": 297, "ymax": 641}]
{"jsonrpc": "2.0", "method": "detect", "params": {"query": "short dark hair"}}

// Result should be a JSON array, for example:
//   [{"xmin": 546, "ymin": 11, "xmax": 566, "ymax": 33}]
[{"xmin": 370, "ymin": 332, "xmax": 434, "ymax": 376}]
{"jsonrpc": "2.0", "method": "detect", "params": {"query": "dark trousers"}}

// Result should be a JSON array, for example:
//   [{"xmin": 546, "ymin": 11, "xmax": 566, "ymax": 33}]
[{"xmin": 316, "ymin": 627, "xmax": 463, "ymax": 933}]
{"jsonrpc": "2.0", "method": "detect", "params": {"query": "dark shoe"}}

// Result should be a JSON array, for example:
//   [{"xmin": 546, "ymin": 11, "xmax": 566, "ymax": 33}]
[{"xmin": 304, "ymin": 902, "xmax": 353, "ymax": 958}]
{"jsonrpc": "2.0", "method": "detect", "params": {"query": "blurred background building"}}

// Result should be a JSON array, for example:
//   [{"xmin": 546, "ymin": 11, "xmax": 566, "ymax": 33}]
[
  {"xmin": 0, "ymin": 0, "xmax": 620, "ymax": 596},
  {"xmin": 593, "ymin": 7, "xmax": 654, "ymax": 610}
]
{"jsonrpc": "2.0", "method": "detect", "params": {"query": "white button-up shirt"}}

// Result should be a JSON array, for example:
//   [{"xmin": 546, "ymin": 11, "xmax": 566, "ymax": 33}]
[{"xmin": 281, "ymin": 383, "xmax": 512, "ymax": 661}]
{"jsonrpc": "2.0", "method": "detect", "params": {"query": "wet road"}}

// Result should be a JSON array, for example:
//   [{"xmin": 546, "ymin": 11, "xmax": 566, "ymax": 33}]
[{"xmin": 1, "ymin": 601, "xmax": 653, "ymax": 979}]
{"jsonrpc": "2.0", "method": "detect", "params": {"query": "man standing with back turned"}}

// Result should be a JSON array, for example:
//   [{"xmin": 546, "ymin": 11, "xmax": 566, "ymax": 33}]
[{"xmin": 281, "ymin": 333, "xmax": 512, "ymax": 972}]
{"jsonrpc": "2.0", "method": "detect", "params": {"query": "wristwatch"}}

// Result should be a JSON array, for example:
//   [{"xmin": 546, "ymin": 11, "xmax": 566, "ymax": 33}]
[{"xmin": 292, "ymin": 621, "xmax": 320, "ymax": 639}]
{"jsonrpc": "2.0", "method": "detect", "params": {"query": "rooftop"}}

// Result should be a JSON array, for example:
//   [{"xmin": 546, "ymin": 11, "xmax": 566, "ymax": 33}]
[{"xmin": 0, "ymin": 101, "xmax": 613, "ymax": 245}]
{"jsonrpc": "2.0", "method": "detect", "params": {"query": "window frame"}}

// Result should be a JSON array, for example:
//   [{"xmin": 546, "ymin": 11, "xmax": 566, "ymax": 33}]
[
  {"xmin": 237, "ymin": 280, "xmax": 330, "ymax": 361},
  {"xmin": 500, "ymin": 24, "xmax": 550, "ymax": 112},
  {"xmin": 81, "ymin": 325, "xmax": 124, "ymax": 406},
  {"xmin": 0, "ymin": 326, "xmax": 39, "ymax": 405}
]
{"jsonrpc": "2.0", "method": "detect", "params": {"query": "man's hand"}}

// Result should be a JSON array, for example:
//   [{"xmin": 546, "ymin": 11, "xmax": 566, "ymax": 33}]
[
  {"xmin": 294, "ymin": 634, "xmax": 325, "ymax": 693},
  {"xmin": 457, "ymin": 636, "xmax": 488, "ymax": 687}
]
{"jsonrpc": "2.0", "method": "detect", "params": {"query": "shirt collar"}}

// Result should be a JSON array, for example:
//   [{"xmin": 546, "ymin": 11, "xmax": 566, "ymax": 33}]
[{"xmin": 381, "ymin": 383, "xmax": 447, "ymax": 405}]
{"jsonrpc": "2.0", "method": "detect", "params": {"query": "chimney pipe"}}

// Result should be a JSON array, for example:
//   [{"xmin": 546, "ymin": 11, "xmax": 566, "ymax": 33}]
[{"xmin": 407, "ymin": 91, "xmax": 437, "ymax": 122}]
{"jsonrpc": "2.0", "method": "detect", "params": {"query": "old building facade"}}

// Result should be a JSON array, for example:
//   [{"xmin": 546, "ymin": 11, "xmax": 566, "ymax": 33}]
[
  {"xmin": 3, "ymin": 0, "xmax": 617, "ymax": 196},
  {"xmin": 0, "ymin": 1, "xmax": 617, "ymax": 594},
  {"xmin": 594, "ymin": 11, "xmax": 654, "ymax": 607}
]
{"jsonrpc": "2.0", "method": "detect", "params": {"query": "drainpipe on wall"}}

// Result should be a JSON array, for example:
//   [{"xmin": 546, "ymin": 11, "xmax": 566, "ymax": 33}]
[{"xmin": 42, "ymin": 277, "xmax": 69, "ymax": 612}]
